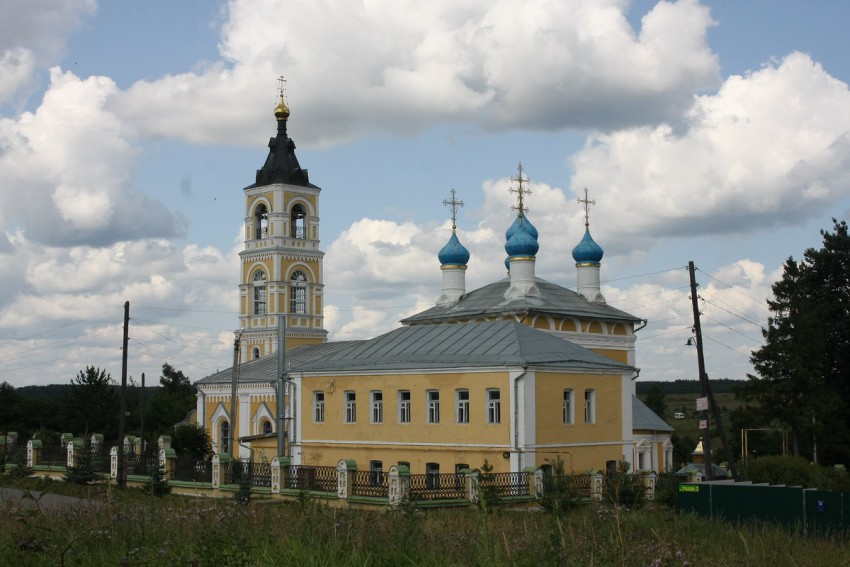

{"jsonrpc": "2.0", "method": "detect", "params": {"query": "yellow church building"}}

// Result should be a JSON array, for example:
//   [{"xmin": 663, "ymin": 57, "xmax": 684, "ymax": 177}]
[{"xmin": 194, "ymin": 92, "xmax": 672, "ymax": 477}]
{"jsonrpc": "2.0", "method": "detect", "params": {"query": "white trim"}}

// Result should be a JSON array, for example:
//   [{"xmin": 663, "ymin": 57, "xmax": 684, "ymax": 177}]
[{"xmin": 298, "ymin": 439, "xmax": 510, "ymax": 448}]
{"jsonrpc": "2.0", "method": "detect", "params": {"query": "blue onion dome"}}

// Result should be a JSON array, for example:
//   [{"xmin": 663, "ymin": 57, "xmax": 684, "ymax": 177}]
[
  {"xmin": 438, "ymin": 231, "xmax": 470, "ymax": 266},
  {"xmin": 505, "ymin": 222, "xmax": 539, "ymax": 257},
  {"xmin": 505, "ymin": 215, "xmax": 539, "ymax": 242},
  {"xmin": 572, "ymin": 229, "xmax": 604, "ymax": 263}
]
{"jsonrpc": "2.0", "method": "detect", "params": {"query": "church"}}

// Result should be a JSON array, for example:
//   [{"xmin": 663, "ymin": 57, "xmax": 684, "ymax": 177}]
[{"xmin": 194, "ymin": 90, "xmax": 673, "ymax": 477}]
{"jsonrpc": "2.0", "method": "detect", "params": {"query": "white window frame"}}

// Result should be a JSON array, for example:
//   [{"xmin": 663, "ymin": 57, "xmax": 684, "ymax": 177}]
[
  {"xmin": 584, "ymin": 389, "xmax": 595, "ymax": 424},
  {"xmin": 253, "ymin": 270, "xmax": 266, "ymax": 315},
  {"xmin": 371, "ymin": 391, "xmax": 383, "ymax": 424},
  {"xmin": 398, "ymin": 390, "xmax": 411, "ymax": 424},
  {"xmin": 563, "ymin": 389, "xmax": 574, "ymax": 424},
  {"xmin": 456, "ymin": 389, "xmax": 470, "ymax": 424},
  {"xmin": 427, "ymin": 390, "xmax": 440, "ymax": 424},
  {"xmin": 344, "ymin": 391, "xmax": 356, "ymax": 423},
  {"xmin": 313, "ymin": 391, "xmax": 325, "ymax": 423},
  {"xmin": 487, "ymin": 389, "xmax": 501, "ymax": 424}
]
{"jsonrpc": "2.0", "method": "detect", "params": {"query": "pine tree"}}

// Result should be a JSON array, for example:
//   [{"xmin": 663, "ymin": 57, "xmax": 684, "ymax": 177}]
[{"xmin": 746, "ymin": 219, "xmax": 850, "ymax": 464}]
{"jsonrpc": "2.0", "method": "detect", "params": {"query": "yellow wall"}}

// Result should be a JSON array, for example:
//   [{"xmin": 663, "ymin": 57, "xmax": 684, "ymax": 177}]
[
  {"xmin": 299, "ymin": 371, "xmax": 513, "ymax": 474},
  {"xmin": 534, "ymin": 371, "xmax": 624, "ymax": 472}
]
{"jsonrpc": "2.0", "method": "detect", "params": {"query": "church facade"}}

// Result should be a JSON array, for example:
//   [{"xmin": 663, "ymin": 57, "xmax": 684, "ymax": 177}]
[{"xmin": 195, "ymin": 93, "xmax": 672, "ymax": 475}]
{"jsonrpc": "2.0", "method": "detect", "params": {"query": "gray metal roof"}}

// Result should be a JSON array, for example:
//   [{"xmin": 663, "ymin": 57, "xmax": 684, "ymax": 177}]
[
  {"xmin": 401, "ymin": 277, "xmax": 642, "ymax": 325},
  {"xmin": 195, "ymin": 340, "xmax": 362, "ymax": 385},
  {"xmin": 294, "ymin": 320, "xmax": 632, "ymax": 373},
  {"xmin": 632, "ymin": 396, "xmax": 674, "ymax": 432},
  {"xmin": 195, "ymin": 321, "xmax": 632, "ymax": 385}
]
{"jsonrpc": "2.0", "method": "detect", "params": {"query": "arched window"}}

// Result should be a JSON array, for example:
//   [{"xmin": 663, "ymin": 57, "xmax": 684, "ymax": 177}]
[
  {"xmin": 252, "ymin": 347, "xmax": 260, "ymax": 360},
  {"xmin": 220, "ymin": 421, "xmax": 230, "ymax": 454},
  {"xmin": 253, "ymin": 270, "xmax": 266, "ymax": 315},
  {"xmin": 290, "ymin": 270, "xmax": 308, "ymax": 314},
  {"xmin": 261, "ymin": 420, "xmax": 272, "ymax": 435},
  {"xmin": 290, "ymin": 204, "xmax": 306, "ymax": 238},
  {"xmin": 254, "ymin": 203, "xmax": 269, "ymax": 240}
]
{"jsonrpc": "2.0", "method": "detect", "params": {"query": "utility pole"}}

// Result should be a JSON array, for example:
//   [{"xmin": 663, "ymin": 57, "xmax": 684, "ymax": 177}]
[
  {"xmin": 688, "ymin": 262, "xmax": 712, "ymax": 481},
  {"xmin": 277, "ymin": 318, "xmax": 286, "ymax": 458},
  {"xmin": 229, "ymin": 332, "xmax": 242, "ymax": 459},
  {"xmin": 140, "ymin": 372, "xmax": 146, "ymax": 458},
  {"xmin": 118, "ymin": 301, "xmax": 129, "ymax": 488}
]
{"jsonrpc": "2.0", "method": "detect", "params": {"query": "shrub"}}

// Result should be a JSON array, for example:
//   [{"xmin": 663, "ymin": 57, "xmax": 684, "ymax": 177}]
[
  {"xmin": 741, "ymin": 455, "xmax": 850, "ymax": 490},
  {"xmin": 540, "ymin": 456, "xmax": 581, "ymax": 516},
  {"xmin": 604, "ymin": 460, "xmax": 645, "ymax": 509},
  {"xmin": 143, "ymin": 465, "xmax": 171, "ymax": 497}
]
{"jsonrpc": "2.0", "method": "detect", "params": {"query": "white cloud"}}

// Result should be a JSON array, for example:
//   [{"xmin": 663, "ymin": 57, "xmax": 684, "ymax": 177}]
[
  {"xmin": 0, "ymin": 0, "xmax": 96, "ymax": 105},
  {"xmin": 571, "ymin": 52, "xmax": 850, "ymax": 253},
  {"xmin": 117, "ymin": 0, "xmax": 719, "ymax": 147},
  {"xmin": 0, "ymin": 68, "xmax": 184, "ymax": 246}
]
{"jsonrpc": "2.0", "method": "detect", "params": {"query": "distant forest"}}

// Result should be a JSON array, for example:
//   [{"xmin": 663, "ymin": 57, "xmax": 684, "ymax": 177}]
[
  {"xmin": 15, "ymin": 384, "xmax": 159, "ymax": 403},
  {"xmin": 635, "ymin": 379, "xmax": 746, "ymax": 396}
]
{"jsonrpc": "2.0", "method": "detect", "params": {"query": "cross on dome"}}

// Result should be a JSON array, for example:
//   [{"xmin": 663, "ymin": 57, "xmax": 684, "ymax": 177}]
[
  {"xmin": 278, "ymin": 75, "xmax": 288, "ymax": 102},
  {"xmin": 442, "ymin": 189, "xmax": 464, "ymax": 230},
  {"xmin": 577, "ymin": 187, "xmax": 595, "ymax": 229},
  {"xmin": 509, "ymin": 162, "xmax": 531, "ymax": 217}
]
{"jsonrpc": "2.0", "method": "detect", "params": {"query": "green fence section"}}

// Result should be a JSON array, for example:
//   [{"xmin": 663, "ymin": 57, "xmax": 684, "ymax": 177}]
[{"xmin": 678, "ymin": 481, "xmax": 848, "ymax": 536}]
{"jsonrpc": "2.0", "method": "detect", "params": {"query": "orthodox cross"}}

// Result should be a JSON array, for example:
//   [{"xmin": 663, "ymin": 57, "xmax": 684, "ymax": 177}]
[
  {"xmin": 509, "ymin": 162, "xmax": 531, "ymax": 216},
  {"xmin": 577, "ymin": 187, "xmax": 595, "ymax": 229},
  {"xmin": 442, "ymin": 189, "xmax": 464, "ymax": 230}
]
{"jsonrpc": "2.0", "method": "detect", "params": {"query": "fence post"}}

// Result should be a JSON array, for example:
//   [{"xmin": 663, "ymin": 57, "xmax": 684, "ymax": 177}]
[
  {"xmin": 158, "ymin": 436, "xmax": 172, "ymax": 451},
  {"xmin": 533, "ymin": 468, "xmax": 544, "ymax": 498},
  {"xmin": 7, "ymin": 432, "xmax": 17, "ymax": 447},
  {"xmin": 644, "ymin": 472, "xmax": 657, "ymax": 500},
  {"xmin": 592, "ymin": 472, "xmax": 604, "ymax": 501},
  {"xmin": 466, "ymin": 469, "xmax": 480, "ymax": 503},
  {"xmin": 337, "ymin": 459, "xmax": 356, "ymax": 500},
  {"xmin": 68, "ymin": 439, "xmax": 82, "ymax": 468},
  {"xmin": 110, "ymin": 446, "xmax": 118, "ymax": 478},
  {"xmin": 212, "ymin": 454, "xmax": 222, "ymax": 489},
  {"xmin": 388, "ymin": 464, "xmax": 410, "ymax": 506},
  {"xmin": 161, "ymin": 449, "xmax": 176, "ymax": 479},
  {"xmin": 270, "ymin": 457, "xmax": 281, "ymax": 494},
  {"xmin": 28, "ymin": 440, "xmax": 42, "ymax": 468}
]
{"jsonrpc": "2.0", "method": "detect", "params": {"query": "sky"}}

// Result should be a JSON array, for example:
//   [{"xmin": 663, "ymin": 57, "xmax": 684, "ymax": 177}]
[{"xmin": 1, "ymin": 0, "xmax": 849, "ymax": 389}]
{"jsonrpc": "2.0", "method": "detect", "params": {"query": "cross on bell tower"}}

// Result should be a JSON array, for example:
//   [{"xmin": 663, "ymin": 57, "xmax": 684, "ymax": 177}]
[{"xmin": 577, "ymin": 187, "xmax": 595, "ymax": 230}]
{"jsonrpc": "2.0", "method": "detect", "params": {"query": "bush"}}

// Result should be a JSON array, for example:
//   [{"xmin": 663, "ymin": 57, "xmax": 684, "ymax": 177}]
[
  {"xmin": 9, "ymin": 450, "xmax": 33, "ymax": 478},
  {"xmin": 741, "ymin": 455, "xmax": 850, "ymax": 490},
  {"xmin": 604, "ymin": 460, "xmax": 645, "ymax": 509},
  {"xmin": 540, "ymin": 456, "xmax": 581, "ymax": 516},
  {"xmin": 143, "ymin": 465, "xmax": 172, "ymax": 497}
]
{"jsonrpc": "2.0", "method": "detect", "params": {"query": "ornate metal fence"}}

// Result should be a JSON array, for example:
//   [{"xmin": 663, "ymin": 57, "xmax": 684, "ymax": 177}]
[
  {"xmin": 567, "ymin": 473, "xmax": 594, "ymax": 498},
  {"xmin": 408, "ymin": 473, "xmax": 467, "ymax": 500},
  {"xmin": 351, "ymin": 469, "xmax": 389, "ymax": 498},
  {"xmin": 479, "ymin": 471, "xmax": 530, "ymax": 498},
  {"xmin": 40, "ymin": 445, "xmax": 66, "ymax": 468},
  {"xmin": 123, "ymin": 447, "xmax": 159, "ymax": 475},
  {"xmin": 171, "ymin": 457, "xmax": 213, "ymax": 483},
  {"xmin": 285, "ymin": 465, "xmax": 337, "ymax": 492},
  {"xmin": 224, "ymin": 460, "xmax": 271, "ymax": 487}
]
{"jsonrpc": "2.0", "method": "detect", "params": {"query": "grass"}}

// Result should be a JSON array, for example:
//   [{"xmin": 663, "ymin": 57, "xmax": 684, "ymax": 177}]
[{"xmin": 1, "ymin": 474, "xmax": 848, "ymax": 566}]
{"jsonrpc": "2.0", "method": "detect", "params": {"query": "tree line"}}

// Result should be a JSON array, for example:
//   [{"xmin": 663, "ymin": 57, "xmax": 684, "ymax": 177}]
[{"xmin": 0, "ymin": 362, "xmax": 197, "ymax": 447}]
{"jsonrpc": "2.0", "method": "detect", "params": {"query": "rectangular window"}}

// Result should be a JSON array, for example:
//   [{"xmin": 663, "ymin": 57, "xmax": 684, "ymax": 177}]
[
  {"xmin": 345, "ymin": 391, "xmax": 356, "ymax": 423},
  {"xmin": 369, "ymin": 460, "xmax": 383, "ymax": 485},
  {"xmin": 563, "ymin": 389, "xmax": 574, "ymax": 424},
  {"xmin": 254, "ymin": 285, "xmax": 266, "ymax": 315},
  {"xmin": 313, "ymin": 391, "xmax": 325, "ymax": 423},
  {"xmin": 398, "ymin": 390, "xmax": 411, "ymax": 423},
  {"xmin": 487, "ymin": 389, "xmax": 501, "ymax": 424},
  {"xmin": 371, "ymin": 391, "xmax": 383, "ymax": 424},
  {"xmin": 290, "ymin": 286, "xmax": 306, "ymax": 314},
  {"xmin": 427, "ymin": 390, "xmax": 440, "ymax": 424},
  {"xmin": 456, "ymin": 389, "xmax": 470, "ymax": 424},
  {"xmin": 425, "ymin": 462, "xmax": 440, "ymax": 489},
  {"xmin": 584, "ymin": 389, "xmax": 595, "ymax": 424}
]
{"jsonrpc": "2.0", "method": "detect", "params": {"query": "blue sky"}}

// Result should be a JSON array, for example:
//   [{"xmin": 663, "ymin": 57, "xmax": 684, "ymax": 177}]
[{"xmin": 2, "ymin": 0, "xmax": 849, "ymax": 387}]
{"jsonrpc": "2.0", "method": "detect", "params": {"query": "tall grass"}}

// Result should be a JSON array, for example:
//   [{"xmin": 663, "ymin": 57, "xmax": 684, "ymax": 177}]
[{"xmin": 1, "ymin": 476, "xmax": 848, "ymax": 566}]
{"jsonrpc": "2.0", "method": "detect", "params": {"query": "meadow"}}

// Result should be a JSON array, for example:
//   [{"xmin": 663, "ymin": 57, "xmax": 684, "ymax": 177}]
[{"xmin": 1, "ymin": 475, "xmax": 847, "ymax": 566}]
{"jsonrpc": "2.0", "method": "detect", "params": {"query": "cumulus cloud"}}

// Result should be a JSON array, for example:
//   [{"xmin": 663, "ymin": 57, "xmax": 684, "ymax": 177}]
[
  {"xmin": 118, "ymin": 0, "xmax": 719, "ymax": 146},
  {"xmin": 0, "ymin": 68, "xmax": 185, "ymax": 247},
  {"xmin": 0, "ymin": 0, "xmax": 95, "ymax": 105},
  {"xmin": 570, "ymin": 52, "xmax": 850, "ymax": 254}
]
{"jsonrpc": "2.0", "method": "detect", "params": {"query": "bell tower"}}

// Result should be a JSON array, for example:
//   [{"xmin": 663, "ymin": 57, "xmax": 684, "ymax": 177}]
[{"xmin": 238, "ymin": 80, "xmax": 327, "ymax": 360}]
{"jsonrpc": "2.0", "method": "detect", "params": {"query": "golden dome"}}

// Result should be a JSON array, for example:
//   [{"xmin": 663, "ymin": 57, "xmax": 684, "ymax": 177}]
[{"xmin": 274, "ymin": 96, "xmax": 290, "ymax": 121}]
